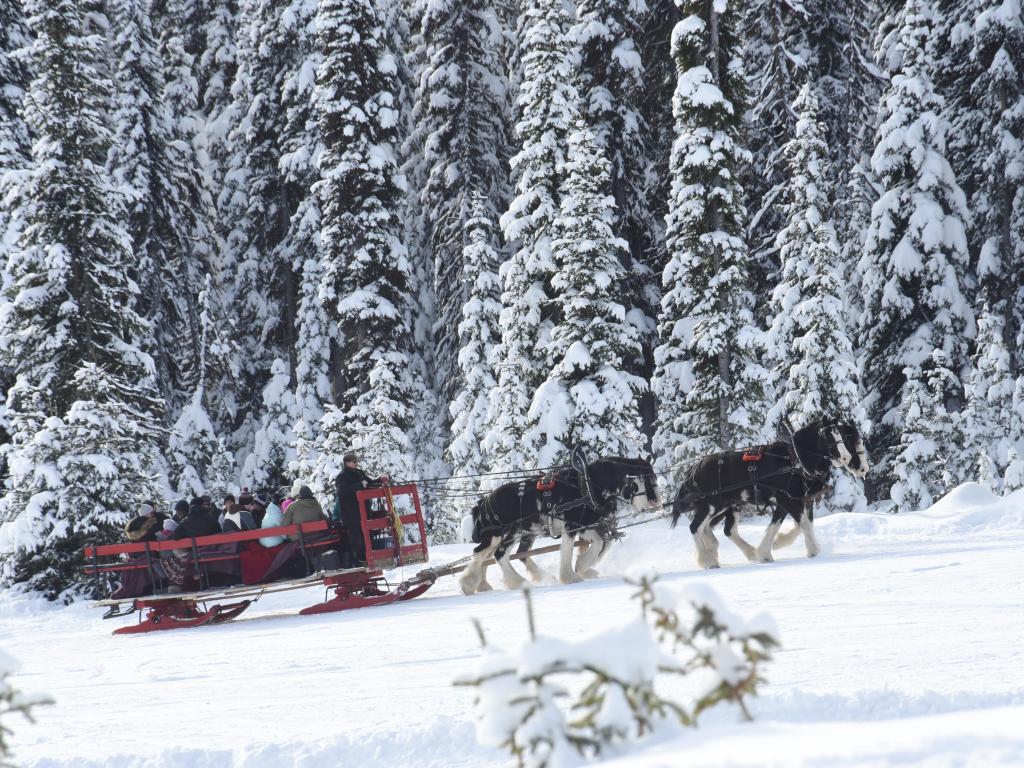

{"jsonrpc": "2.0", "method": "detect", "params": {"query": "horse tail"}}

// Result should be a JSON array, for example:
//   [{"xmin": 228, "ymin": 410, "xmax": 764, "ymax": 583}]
[
  {"xmin": 465, "ymin": 500, "xmax": 485, "ymax": 544},
  {"xmin": 670, "ymin": 463, "xmax": 701, "ymax": 528}
]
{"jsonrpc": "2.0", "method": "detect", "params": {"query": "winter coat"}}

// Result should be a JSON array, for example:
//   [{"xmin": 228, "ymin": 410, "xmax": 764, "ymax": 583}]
[
  {"xmin": 280, "ymin": 497, "xmax": 325, "ymax": 540},
  {"xmin": 172, "ymin": 506, "xmax": 221, "ymax": 540},
  {"xmin": 335, "ymin": 466, "xmax": 383, "ymax": 523},
  {"xmin": 219, "ymin": 509, "xmax": 257, "ymax": 533},
  {"xmin": 259, "ymin": 503, "xmax": 286, "ymax": 547}
]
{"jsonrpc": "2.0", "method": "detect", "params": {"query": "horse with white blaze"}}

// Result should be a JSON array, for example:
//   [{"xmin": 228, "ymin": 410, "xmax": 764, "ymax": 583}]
[
  {"xmin": 670, "ymin": 419, "xmax": 868, "ymax": 569},
  {"xmin": 459, "ymin": 456, "xmax": 658, "ymax": 594}
]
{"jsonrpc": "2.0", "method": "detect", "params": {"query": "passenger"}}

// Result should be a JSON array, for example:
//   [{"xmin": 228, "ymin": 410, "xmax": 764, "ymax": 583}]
[
  {"xmin": 258, "ymin": 493, "xmax": 286, "ymax": 547},
  {"xmin": 172, "ymin": 497, "xmax": 221, "ymax": 540},
  {"xmin": 280, "ymin": 481, "xmax": 326, "ymax": 541},
  {"xmin": 221, "ymin": 493, "xmax": 236, "ymax": 516},
  {"xmin": 243, "ymin": 490, "xmax": 268, "ymax": 527},
  {"xmin": 124, "ymin": 503, "xmax": 168, "ymax": 543},
  {"xmin": 220, "ymin": 500, "xmax": 257, "ymax": 533},
  {"xmin": 155, "ymin": 516, "xmax": 178, "ymax": 541},
  {"xmin": 334, "ymin": 453, "xmax": 390, "ymax": 566}
]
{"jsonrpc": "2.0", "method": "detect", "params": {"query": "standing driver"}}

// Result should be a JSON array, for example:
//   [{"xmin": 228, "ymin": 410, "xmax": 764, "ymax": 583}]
[{"xmin": 334, "ymin": 452, "xmax": 389, "ymax": 567}]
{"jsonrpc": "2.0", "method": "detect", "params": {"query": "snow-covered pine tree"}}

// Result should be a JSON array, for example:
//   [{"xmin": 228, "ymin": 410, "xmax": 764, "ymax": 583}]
[
  {"xmin": 741, "ymin": 0, "xmax": 810, "ymax": 290},
  {"xmin": 969, "ymin": 1, "xmax": 1024, "ymax": 368},
  {"xmin": 277, "ymin": 0, "xmax": 328, "ymax": 484},
  {"xmin": 0, "ymin": 0, "xmax": 165, "ymax": 597},
  {"xmin": 572, "ymin": 0, "xmax": 659, "ymax": 421},
  {"xmin": 858, "ymin": 0, "xmax": 974, "ymax": 499},
  {"xmin": 1004, "ymin": 375, "xmax": 1024, "ymax": 491},
  {"xmin": 217, "ymin": 0, "xmax": 303, "ymax": 454},
  {"xmin": 962, "ymin": 308, "xmax": 1016, "ymax": 491},
  {"xmin": 651, "ymin": 0, "xmax": 765, "ymax": 482},
  {"xmin": 108, "ymin": 0, "xmax": 213, "ymax": 414},
  {"xmin": 0, "ymin": 0, "xmax": 31, "ymax": 487},
  {"xmin": 312, "ymin": 0, "xmax": 420, "ymax": 491},
  {"xmin": 530, "ymin": 121, "xmax": 646, "ymax": 466},
  {"xmin": 405, "ymin": 0, "xmax": 512, "ymax": 406},
  {"xmin": 635, "ymin": 0, "xmax": 679, "ymax": 268},
  {"xmin": 767, "ymin": 83, "xmax": 866, "ymax": 513},
  {"xmin": 245, "ymin": 357, "xmax": 300, "ymax": 491},
  {"xmin": 805, "ymin": 0, "xmax": 878, "ymax": 187},
  {"xmin": 292, "ymin": 248, "xmax": 330, "ymax": 484},
  {"xmin": 166, "ymin": 386, "xmax": 218, "ymax": 498},
  {"xmin": 767, "ymin": 84, "xmax": 862, "ymax": 430},
  {"xmin": 891, "ymin": 350, "xmax": 961, "ymax": 511},
  {"xmin": 445, "ymin": 196, "xmax": 501, "ymax": 524},
  {"xmin": 0, "ymin": 0, "xmax": 30, "ymax": 259},
  {"xmin": 484, "ymin": 0, "xmax": 578, "ymax": 474}
]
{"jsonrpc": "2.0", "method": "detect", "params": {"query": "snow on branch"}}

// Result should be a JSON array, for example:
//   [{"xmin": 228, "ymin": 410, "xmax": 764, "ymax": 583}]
[{"xmin": 456, "ymin": 575, "xmax": 778, "ymax": 766}]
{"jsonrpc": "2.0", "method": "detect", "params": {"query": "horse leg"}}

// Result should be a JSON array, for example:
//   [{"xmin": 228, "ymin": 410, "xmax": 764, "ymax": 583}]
[
  {"xmin": 689, "ymin": 504, "xmax": 720, "ymax": 569},
  {"xmin": 494, "ymin": 535, "xmax": 527, "ymax": 590},
  {"xmin": 459, "ymin": 536, "xmax": 500, "ymax": 595},
  {"xmin": 724, "ymin": 509, "xmax": 758, "ymax": 562},
  {"xmin": 799, "ymin": 503, "xmax": 820, "ymax": 557},
  {"xmin": 514, "ymin": 535, "xmax": 550, "ymax": 584},
  {"xmin": 772, "ymin": 504, "xmax": 803, "ymax": 550},
  {"xmin": 756, "ymin": 503, "xmax": 788, "ymax": 562},
  {"xmin": 558, "ymin": 529, "xmax": 582, "ymax": 584},
  {"xmin": 584, "ymin": 530, "xmax": 614, "ymax": 578},
  {"xmin": 574, "ymin": 528, "xmax": 604, "ymax": 579}
]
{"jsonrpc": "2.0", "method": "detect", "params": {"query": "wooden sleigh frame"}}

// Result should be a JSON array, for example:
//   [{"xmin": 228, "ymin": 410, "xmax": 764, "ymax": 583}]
[{"xmin": 85, "ymin": 484, "xmax": 432, "ymax": 635}]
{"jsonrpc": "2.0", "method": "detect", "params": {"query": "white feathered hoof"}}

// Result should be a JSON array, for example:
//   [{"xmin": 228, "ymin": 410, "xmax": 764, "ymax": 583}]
[
  {"xmin": 458, "ymin": 572, "xmax": 478, "ymax": 596},
  {"xmin": 478, "ymin": 579, "xmax": 494, "ymax": 591},
  {"xmin": 756, "ymin": 550, "xmax": 774, "ymax": 563},
  {"xmin": 502, "ymin": 572, "xmax": 527, "ymax": 590},
  {"xmin": 580, "ymin": 568, "xmax": 600, "ymax": 580},
  {"xmin": 559, "ymin": 571, "xmax": 583, "ymax": 585}
]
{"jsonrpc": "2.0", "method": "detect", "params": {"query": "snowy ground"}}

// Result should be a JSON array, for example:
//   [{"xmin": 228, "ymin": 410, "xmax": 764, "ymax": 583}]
[{"xmin": 2, "ymin": 483, "xmax": 1023, "ymax": 767}]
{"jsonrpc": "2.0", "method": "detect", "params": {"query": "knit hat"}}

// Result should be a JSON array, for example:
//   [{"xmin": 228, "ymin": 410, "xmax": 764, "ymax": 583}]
[
  {"xmin": 137, "ymin": 503, "xmax": 154, "ymax": 516},
  {"xmin": 173, "ymin": 499, "xmax": 189, "ymax": 515},
  {"xmin": 289, "ymin": 480, "xmax": 305, "ymax": 498}
]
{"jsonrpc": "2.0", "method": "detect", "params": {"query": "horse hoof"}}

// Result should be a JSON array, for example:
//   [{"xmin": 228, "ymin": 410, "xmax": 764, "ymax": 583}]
[
  {"xmin": 459, "ymin": 581, "xmax": 476, "ymax": 596},
  {"xmin": 806, "ymin": 552, "xmax": 818, "ymax": 559},
  {"xmin": 559, "ymin": 573, "xmax": 583, "ymax": 585},
  {"xmin": 502, "ymin": 577, "xmax": 527, "ymax": 590},
  {"xmin": 580, "ymin": 568, "xmax": 600, "ymax": 579},
  {"xmin": 478, "ymin": 580, "xmax": 494, "ymax": 591},
  {"xmin": 705, "ymin": 563, "xmax": 720, "ymax": 570}
]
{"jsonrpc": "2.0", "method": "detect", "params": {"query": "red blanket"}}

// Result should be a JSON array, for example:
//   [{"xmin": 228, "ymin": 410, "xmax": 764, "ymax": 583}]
[{"xmin": 239, "ymin": 541, "xmax": 289, "ymax": 584}]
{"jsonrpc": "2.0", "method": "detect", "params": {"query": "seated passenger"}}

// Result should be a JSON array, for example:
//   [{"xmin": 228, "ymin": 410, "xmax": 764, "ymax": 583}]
[
  {"xmin": 172, "ymin": 497, "xmax": 221, "ymax": 540},
  {"xmin": 124, "ymin": 503, "xmax": 169, "ymax": 543},
  {"xmin": 155, "ymin": 516, "xmax": 178, "ymax": 540},
  {"xmin": 280, "ymin": 481, "xmax": 326, "ymax": 540},
  {"xmin": 220, "ymin": 501, "xmax": 257, "ymax": 533},
  {"xmin": 258, "ymin": 494, "xmax": 286, "ymax": 547}
]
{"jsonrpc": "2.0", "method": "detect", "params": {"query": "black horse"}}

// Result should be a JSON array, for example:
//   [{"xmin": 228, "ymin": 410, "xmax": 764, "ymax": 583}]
[
  {"xmin": 670, "ymin": 419, "xmax": 867, "ymax": 569},
  {"xmin": 459, "ymin": 456, "xmax": 658, "ymax": 594}
]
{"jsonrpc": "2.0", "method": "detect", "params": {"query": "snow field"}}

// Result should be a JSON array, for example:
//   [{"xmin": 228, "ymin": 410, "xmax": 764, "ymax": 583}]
[{"xmin": 1, "ymin": 483, "xmax": 1022, "ymax": 766}]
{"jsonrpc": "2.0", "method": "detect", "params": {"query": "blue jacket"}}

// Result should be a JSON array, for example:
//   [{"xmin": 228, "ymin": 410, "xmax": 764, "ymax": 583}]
[{"xmin": 259, "ymin": 503, "xmax": 286, "ymax": 547}]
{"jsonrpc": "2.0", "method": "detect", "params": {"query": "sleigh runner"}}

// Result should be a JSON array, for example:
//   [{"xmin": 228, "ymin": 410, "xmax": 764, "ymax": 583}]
[{"xmin": 85, "ymin": 484, "xmax": 432, "ymax": 634}]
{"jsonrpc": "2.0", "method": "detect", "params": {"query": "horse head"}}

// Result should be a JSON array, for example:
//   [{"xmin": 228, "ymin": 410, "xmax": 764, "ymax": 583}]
[
  {"xmin": 591, "ymin": 457, "xmax": 659, "ymax": 512},
  {"xmin": 797, "ymin": 418, "xmax": 868, "ymax": 479},
  {"xmin": 827, "ymin": 421, "xmax": 868, "ymax": 479}
]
